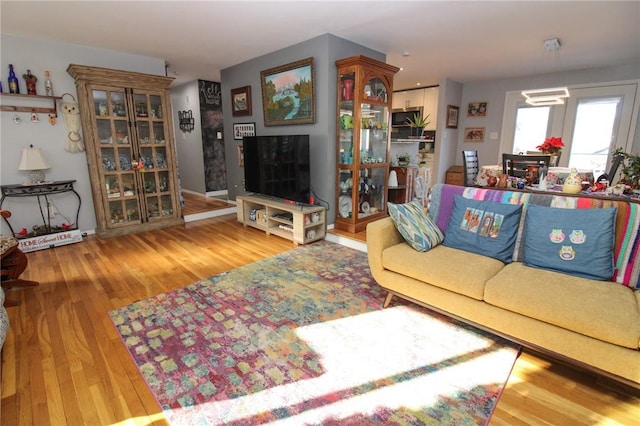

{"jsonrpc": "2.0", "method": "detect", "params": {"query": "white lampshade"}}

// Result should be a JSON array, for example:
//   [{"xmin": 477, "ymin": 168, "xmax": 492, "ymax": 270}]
[{"xmin": 18, "ymin": 145, "xmax": 50, "ymax": 183}]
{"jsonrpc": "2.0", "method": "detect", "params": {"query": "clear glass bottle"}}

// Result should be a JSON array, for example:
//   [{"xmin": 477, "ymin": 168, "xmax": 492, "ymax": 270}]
[
  {"xmin": 44, "ymin": 70, "xmax": 54, "ymax": 96},
  {"xmin": 8, "ymin": 64, "xmax": 19, "ymax": 94}
]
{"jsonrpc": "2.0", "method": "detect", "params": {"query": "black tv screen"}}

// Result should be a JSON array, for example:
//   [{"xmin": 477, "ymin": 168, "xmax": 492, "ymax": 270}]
[{"xmin": 243, "ymin": 135, "xmax": 311, "ymax": 204}]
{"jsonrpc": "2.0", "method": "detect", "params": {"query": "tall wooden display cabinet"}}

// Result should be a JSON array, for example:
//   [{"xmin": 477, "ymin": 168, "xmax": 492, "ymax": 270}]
[
  {"xmin": 68, "ymin": 64, "xmax": 183, "ymax": 238},
  {"xmin": 335, "ymin": 56, "xmax": 399, "ymax": 233}
]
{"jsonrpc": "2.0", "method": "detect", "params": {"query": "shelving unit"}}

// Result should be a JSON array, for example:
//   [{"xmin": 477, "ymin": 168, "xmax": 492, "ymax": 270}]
[
  {"xmin": 0, "ymin": 93, "xmax": 63, "ymax": 117},
  {"xmin": 67, "ymin": 64, "xmax": 183, "ymax": 238},
  {"xmin": 236, "ymin": 194, "xmax": 326, "ymax": 245},
  {"xmin": 335, "ymin": 55, "xmax": 399, "ymax": 233}
]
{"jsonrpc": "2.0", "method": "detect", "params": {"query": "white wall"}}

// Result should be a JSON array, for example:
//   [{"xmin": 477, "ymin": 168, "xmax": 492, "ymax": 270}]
[
  {"xmin": 453, "ymin": 63, "xmax": 640, "ymax": 172},
  {"xmin": 0, "ymin": 34, "xmax": 167, "ymax": 235},
  {"xmin": 170, "ymin": 81, "xmax": 206, "ymax": 194}
]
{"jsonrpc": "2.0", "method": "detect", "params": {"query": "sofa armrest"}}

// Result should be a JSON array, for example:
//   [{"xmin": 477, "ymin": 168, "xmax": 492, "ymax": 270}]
[{"xmin": 366, "ymin": 217, "xmax": 404, "ymax": 280}]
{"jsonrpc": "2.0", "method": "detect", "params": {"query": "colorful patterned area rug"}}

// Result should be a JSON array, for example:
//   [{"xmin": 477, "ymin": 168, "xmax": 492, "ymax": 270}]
[{"xmin": 110, "ymin": 241, "xmax": 520, "ymax": 425}]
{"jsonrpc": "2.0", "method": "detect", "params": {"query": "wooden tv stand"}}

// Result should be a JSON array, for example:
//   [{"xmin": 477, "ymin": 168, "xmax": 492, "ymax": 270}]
[{"xmin": 236, "ymin": 194, "xmax": 326, "ymax": 245}]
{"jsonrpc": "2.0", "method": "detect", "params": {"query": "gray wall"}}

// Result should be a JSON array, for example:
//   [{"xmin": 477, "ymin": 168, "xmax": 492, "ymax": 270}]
[
  {"xmin": 221, "ymin": 33, "xmax": 385, "ymax": 225},
  {"xmin": 453, "ymin": 63, "xmax": 640, "ymax": 172},
  {"xmin": 170, "ymin": 81, "xmax": 206, "ymax": 194},
  {"xmin": 0, "ymin": 34, "xmax": 167, "ymax": 235}
]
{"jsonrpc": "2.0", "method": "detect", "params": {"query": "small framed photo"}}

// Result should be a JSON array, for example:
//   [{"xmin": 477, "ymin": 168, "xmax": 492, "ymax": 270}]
[
  {"xmin": 467, "ymin": 101, "xmax": 487, "ymax": 117},
  {"xmin": 445, "ymin": 105, "xmax": 459, "ymax": 129},
  {"xmin": 231, "ymin": 86, "xmax": 252, "ymax": 117},
  {"xmin": 464, "ymin": 127, "xmax": 485, "ymax": 142},
  {"xmin": 237, "ymin": 145, "xmax": 244, "ymax": 167},
  {"xmin": 233, "ymin": 122, "xmax": 256, "ymax": 140}
]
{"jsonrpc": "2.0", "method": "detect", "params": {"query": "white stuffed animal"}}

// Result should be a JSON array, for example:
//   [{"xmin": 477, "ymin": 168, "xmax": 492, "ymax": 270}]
[{"xmin": 62, "ymin": 98, "xmax": 85, "ymax": 153}]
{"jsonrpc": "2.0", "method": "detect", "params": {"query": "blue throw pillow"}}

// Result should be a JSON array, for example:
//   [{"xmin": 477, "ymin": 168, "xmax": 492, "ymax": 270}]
[
  {"xmin": 523, "ymin": 204, "xmax": 616, "ymax": 280},
  {"xmin": 388, "ymin": 199, "xmax": 444, "ymax": 252},
  {"xmin": 443, "ymin": 196, "xmax": 523, "ymax": 263}
]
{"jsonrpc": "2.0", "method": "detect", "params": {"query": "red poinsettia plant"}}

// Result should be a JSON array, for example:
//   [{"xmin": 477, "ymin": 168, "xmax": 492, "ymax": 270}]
[{"xmin": 536, "ymin": 136, "xmax": 564, "ymax": 154}]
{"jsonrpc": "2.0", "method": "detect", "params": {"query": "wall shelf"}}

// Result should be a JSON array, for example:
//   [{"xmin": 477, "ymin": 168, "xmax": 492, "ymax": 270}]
[{"xmin": 0, "ymin": 93, "xmax": 63, "ymax": 117}]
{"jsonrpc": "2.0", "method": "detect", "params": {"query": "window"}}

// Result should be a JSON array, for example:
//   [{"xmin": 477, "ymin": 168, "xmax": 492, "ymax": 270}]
[{"xmin": 500, "ymin": 82, "xmax": 638, "ymax": 176}]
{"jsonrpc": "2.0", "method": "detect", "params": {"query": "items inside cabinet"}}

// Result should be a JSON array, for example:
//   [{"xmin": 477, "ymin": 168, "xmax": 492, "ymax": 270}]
[{"xmin": 334, "ymin": 55, "xmax": 399, "ymax": 233}]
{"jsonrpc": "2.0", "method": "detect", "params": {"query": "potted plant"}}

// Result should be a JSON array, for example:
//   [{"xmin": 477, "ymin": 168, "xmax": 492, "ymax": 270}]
[
  {"xmin": 406, "ymin": 112, "xmax": 431, "ymax": 137},
  {"xmin": 614, "ymin": 148, "xmax": 640, "ymax": 190}
]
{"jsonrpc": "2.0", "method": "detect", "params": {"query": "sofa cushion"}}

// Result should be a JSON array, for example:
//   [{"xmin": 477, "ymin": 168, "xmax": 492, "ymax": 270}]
[
  {"xmin": 388, "ymin": 199, "xmax": 444, "ymax": 252},
  {"xmin": 382, "ymin": 243, "xmax": 505, "ymax": 300},
  {"xmin": 484, "ymin": 262, "xmax": 640, "ymax": 349},
  {"xmin": 523, "ymin": 204, "xmax": 617, "ymax": 280},
  {"xmin": 443, "ymin": 196, "xmax": 523, "ymax": 263}
]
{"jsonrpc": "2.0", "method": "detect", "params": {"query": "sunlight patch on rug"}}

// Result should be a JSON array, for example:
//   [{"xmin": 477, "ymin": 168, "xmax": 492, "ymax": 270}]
[{"xmin": 109, "ymin": 241, "xmax": 519, "ymax": 425}]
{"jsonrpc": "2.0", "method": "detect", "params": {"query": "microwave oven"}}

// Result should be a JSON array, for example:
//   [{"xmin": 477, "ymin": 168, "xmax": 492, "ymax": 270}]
[{"xmin": 391, "ymin": 107, "xmax": 423, "ymax": 127}]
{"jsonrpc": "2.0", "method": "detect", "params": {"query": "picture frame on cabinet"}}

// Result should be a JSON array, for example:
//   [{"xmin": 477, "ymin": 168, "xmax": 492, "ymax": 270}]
[
  {"xmin": 446, "ymin": 105, "xmax": 459, "ymax": 129},
  {"xmin": 467, "ymin": 101, "xmax": 487, "ymax": 117},
  {"xmin": 233, "ymin": 122, "xmax": 256, "ymax": 140},
  {"xmin": 230, "ymin": 86, "xmax": 252, "ymax": 117},
  {"xmin": 237, "ymin": 145, "xmax": 244, "ymax": 167},
  {"xmin": 464, "ymin": 127, "xmax": 485, "ymax": 142},
  {"xmin": 260, "ymin": 57, "xmax": 315, "ymax": 126}
]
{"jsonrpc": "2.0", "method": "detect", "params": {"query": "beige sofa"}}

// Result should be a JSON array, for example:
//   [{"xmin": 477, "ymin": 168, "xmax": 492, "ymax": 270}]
[{"xmin": 367, "ymin": 184, "xmax": 640, "ymax": 388}]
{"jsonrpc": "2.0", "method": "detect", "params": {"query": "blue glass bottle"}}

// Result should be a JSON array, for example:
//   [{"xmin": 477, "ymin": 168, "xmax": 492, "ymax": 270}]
[{"xmin": 8, "ymin": 64, "xmax": 19, "ymax": 94}]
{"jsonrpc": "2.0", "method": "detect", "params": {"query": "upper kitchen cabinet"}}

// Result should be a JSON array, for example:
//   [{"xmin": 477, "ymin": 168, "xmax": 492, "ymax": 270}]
[
  {"xmin": 392, "ymin": 89, "xmax": 424, "ymax": 110},
  {"xmin": 67, "ymin": 64, "xmax": 183, "ymax": 238},
  {"xmin": 392, "ymin": 87, "xmax": 439, "ymax": 131}
]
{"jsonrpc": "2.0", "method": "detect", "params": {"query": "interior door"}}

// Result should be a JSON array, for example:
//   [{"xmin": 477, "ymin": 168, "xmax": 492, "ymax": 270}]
[{"xmin": 561, "ymin": 84, "xmax": 637, "ymax": 176}]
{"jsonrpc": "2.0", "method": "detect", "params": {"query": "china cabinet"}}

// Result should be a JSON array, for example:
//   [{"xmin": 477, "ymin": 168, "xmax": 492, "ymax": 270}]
[
  {"xmin": 335, "ymin": 55, "xmax": 399, "ymax": 233},
  {"xmin": 67, "ymin": 64, "xmax": 183, "ymax": 238}
]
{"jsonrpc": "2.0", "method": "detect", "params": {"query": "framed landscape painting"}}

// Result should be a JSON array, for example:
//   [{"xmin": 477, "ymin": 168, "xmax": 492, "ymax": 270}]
[{"xmin": 260, "ymin": 57, "xmax": 315, "ymax": 126}]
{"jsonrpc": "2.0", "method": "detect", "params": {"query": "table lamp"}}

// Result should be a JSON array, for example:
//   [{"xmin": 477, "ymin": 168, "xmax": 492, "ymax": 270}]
[{"xmin": 19, "ymin": 145, "xmax": 50, "ymax": 184}]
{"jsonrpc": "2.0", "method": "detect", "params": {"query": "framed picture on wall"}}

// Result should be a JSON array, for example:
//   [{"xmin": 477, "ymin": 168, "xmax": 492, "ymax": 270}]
[
  {"xmin": 464, "ymin": 127, "xmax": 485, "ymax": 142},
  {"xmin": 260, "ymin": 57, "xmax": 315, "ymax": 126},
  {"xmin": 467, "ymin": 101, "xmax": 487, "ymax": 117},
  {"xmin": 237, "ymin": 145, "xmax": 244, "ymax": 167},
  {"xmin": 233, "ymin": 122, "xmax": 256, "ymax": 140},
  {"xmin": 231, "ymin": 86, "xmax": 252, "ymax": 116},
  {"xmin": 445, "ymin": 105, "xmax": 459, "ymax": 129}
]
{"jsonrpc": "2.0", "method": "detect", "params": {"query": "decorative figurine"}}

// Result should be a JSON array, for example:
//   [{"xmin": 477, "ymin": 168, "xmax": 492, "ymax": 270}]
[{"xmin": 22, "ymin": 69, "xmax": 37, "ymax": 95}]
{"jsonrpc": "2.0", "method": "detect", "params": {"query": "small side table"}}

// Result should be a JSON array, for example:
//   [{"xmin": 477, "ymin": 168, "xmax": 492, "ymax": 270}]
[{"xmin": 0, "ymin": 180, "xmax": 81, "ymax": 237}]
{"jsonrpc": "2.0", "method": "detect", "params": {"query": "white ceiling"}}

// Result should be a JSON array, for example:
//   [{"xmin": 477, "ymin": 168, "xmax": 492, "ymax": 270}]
[{"xmin": 2, "ymin": 1, "xmax": 639, "ymax": 90}]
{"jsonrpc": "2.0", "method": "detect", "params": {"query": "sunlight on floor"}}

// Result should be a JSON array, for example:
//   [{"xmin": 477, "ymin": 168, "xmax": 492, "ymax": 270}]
[
  {"xmin": 162, "ymin": 306, "xmax": 518, "ymax": 424},
  {"xmin": 109, "ymin": 412, "xmax": 165, "ymax": 426}
]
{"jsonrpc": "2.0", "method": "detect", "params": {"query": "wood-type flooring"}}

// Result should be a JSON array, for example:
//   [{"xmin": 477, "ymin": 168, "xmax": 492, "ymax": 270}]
[{"xmin": 1, "ymin": 213, "xmax": 638, "ymax": 425}]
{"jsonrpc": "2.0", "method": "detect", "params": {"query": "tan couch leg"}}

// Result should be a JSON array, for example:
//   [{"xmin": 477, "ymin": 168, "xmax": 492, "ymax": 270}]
[{"xmin": 383, "ymin": 292, "xmax": 394, "ymax": 308}]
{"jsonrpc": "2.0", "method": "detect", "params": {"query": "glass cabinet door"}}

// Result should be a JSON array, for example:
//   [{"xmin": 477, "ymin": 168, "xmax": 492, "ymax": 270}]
[
  {"xmin": 335, "ymin": 55, "xmax": 398, "ymax": 233},
  {"xmin": 91, "ymin": 87, "xmax": 177, "ymax": 226}
]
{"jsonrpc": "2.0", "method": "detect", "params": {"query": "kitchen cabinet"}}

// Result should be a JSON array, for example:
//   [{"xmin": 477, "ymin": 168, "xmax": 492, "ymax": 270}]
[
  {"xmin": 67, "ymin": 64, "xmax": 183, "ymax": 238},
  {"xmin": 422, "ymin": 87, "xmax": 439, "ymax": 131},
  {"xmin": 391, "ymin": 87, "xmax": 439, "ymax": 131},
  {"xmin": 392, "ymin": 89, "xmax": 424, "ymax": 110},
  {"xmin": 335, "ymin": 55, "xmax": 399, "ymax": 233},
  {"xmin": 388, "ymin": 166, "xmax": 417, "ymax": 204}
]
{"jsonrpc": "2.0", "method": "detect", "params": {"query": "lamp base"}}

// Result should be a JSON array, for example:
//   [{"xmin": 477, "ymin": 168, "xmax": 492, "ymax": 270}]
[{"xmin": 28, "ymin": 170, "xmax": 46, "ymax": 184}]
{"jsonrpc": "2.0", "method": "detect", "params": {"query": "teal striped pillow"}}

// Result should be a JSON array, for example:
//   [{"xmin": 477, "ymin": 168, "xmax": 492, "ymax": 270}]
[{"xmin": 388, "ymin": 199, "xmax": 444, "ymax": 252}]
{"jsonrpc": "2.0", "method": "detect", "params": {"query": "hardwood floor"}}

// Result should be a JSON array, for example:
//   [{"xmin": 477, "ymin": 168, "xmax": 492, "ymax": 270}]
[
  {"xmin": 2, "ymin": 214, "xmax": 638, "ymax": 425},
  {"xmin": 181, "ymin": 191, "xmax": 231, "ymax": 215}
]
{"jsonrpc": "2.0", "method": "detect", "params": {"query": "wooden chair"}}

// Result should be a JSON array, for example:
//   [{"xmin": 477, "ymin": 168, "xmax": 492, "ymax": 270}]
[
  {"xmin": 502, "ymin": 153, "xmax": 551, "ymax": 178},
  {"xmin": 596, "ymin": 150, "xmax": 625, "ymax": 184},
  {"xmin": 527, "ymin": 150, "xmax": 560, "ymax": 166},
  {"xmin": 1, "ymin": 210, "xmax": 39, "ymax": 306},
  {"xmin": 462, "ymin": 150, "xmax": 480, "ymax": 186}
]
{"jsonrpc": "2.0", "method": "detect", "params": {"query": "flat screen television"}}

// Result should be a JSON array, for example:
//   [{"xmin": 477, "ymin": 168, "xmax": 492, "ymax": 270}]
[{"xmin": 243, "ymin": 134, "xmax": 311, "ymax": 204}]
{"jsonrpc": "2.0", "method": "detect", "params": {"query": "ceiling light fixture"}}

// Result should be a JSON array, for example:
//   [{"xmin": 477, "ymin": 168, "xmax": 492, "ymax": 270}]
[
  {"xmin": 521, "ymin": 87, "xmax": 570, "ymax": 105},
  {"xmin": 521, "ymin": 38, "xmax": 570, "ymax": 105}
]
